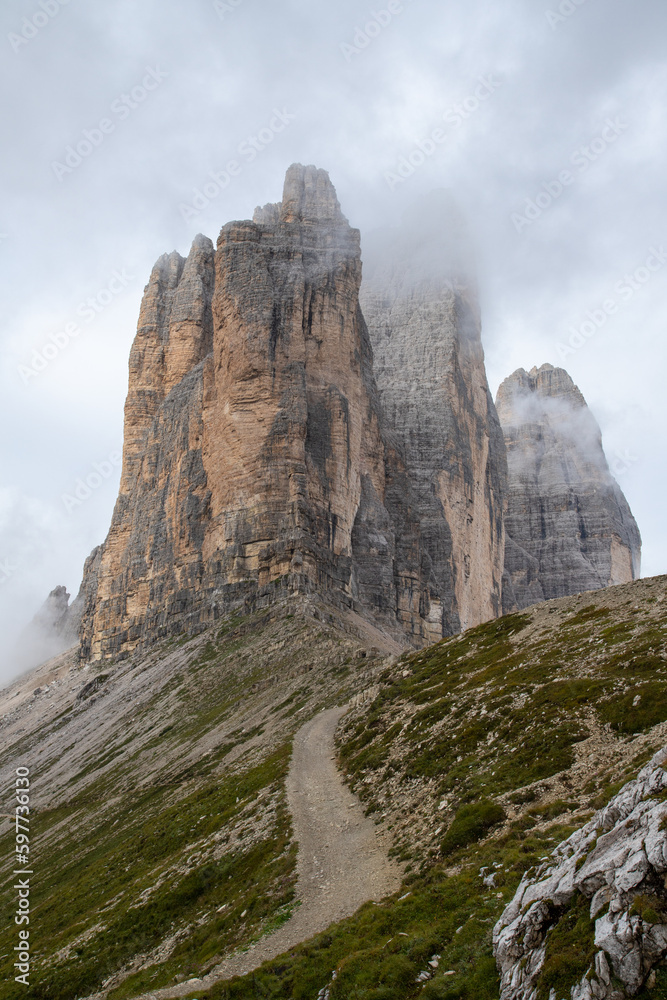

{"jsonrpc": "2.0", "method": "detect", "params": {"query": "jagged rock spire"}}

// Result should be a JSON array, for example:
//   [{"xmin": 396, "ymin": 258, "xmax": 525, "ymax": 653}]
[{"xmin": 497, "ymin": 363, "xmax": 641, "ymax": 611}]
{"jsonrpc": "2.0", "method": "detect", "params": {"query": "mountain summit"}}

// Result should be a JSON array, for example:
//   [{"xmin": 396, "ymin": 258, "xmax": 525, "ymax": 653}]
[
  {"xmin": 62, "ymin": 166, "xmax": 640, "ymax": 663},
  {"xmin": 498, "ymin": 363, "xmax": 641, "ymax": 610}
]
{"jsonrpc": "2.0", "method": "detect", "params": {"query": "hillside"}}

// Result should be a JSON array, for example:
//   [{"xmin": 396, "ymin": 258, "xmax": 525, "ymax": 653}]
[{"xmin": 1, "ymin": 576, "xmax": 666, "ymax": 999}]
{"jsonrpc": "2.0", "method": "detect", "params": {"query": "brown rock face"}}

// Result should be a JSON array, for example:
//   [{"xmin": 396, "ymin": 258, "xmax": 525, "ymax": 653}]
[
  {"xmin": 497, "ymin": 364, "xmax": 641, "ymax": 611},
  {"xmin": 75, "ymin": 169, "xmax": 642, "ymax": 663},
  {"xmin": 80, "ymin": 234, "xmax": 214, "ymax": 659},
  {"xmin": 80, "ymin": 166, "xmax": 429, "ymax": 659},
  {"xmin": 359, "ymin": 195, "xmax": 507, "ymax": 636}
]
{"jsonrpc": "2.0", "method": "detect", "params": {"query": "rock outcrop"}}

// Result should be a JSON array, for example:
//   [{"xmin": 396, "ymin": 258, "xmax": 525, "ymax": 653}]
[
  {"xmin": 497, "ymin": 364, "xmax": 641, "ymax": 611},
  {"xmin": 360, "ymin": 194, "xmax": 507, "ymax": 635},
  {"xmin": 14, "ymin": 585, "xmax": 81, "ymax": 673},
  {"xmin": 494, "ymin": 748, "xmax": 667, "ymax": 999},
  {"xmin": 79, "ymin": 165, "xmax": 433, "ymax": 660}
]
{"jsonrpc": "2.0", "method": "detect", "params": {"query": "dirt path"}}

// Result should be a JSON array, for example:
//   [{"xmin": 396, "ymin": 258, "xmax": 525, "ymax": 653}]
[{"xmin": 134, "ymin": 706, "xmax": 401, "ymax": 999}]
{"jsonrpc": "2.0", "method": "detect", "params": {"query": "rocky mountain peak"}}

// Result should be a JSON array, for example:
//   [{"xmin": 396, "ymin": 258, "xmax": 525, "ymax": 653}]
[
  {"xmin": 253, "ymin": 163, "xmax": 345, "ymax": 228},
  {"xmin": 279, "ymin": 162, "xmax": 345, "ymax": 223},
  {"xmin": 498, "ymin": 363, "xmax": 641, "ymax": 611},
  {"xmin": 33, "ymin": 585, "xmax": 70, "ymax": 629},
  {"xmin": 496, "ymin": 363, "xmax": 587, "ymax": 424},
  {"xmin": 77, "ymin": 164, "xmax": 433, "ymax": 660},
  {"xmin": 38, "ymin": 167, "xmax": 642, "ymax": 663}
]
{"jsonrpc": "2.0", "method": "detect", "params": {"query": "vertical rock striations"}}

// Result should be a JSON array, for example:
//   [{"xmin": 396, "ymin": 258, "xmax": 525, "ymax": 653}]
[
  {"xmin": 80, "ymin": 166, "xmax": 429, "ymax": 659},
  {"xmin": 360, "ymin": 195, "xmax": 507, "ymax": 637},
  {"xmin": 497, "ymin": 363, "xmax": 641, "ymax": 611},
  {"xmin": 72, "ymin": 168, "xmax": 642, "ymax": 663},
  {"xmin": 79, "ymin": 235, "xmax": 215, "ymax": 660},
  {"xmin": 199, "ymin": 163, "xmax": 425, "ymax": 639}
]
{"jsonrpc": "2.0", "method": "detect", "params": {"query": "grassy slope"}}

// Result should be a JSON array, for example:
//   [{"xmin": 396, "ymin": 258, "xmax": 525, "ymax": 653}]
[
  {"xmin": 0, "ymin": 600, "xmax": 385, "ymax": 1000},
  {"xmin": 198, "ymin": 576, "xmax": 667, "ymax": 1000},
  {"xmin": 2, "ymin": 577, "xmax": 666, "ymax": 1000}
]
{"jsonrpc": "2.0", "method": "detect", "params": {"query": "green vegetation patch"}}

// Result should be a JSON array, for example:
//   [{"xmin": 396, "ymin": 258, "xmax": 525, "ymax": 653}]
[
  {"xmin": 441, "ymin": 799, "xmax": 506, "ymax": 856},
  {"xmin": 535, "ymin": 893, "xmax": 596, "ymax": 1000},
  {"xmin": 0, "ymin": 746, "xmax": 296, "ymax": 1000},
  {"xmin": 198, "ymin": 824, "xmax": 574, "ymax": 1000},
  {"xmin": 635, "ymin": 966, "xmax": 667, "ymax": 999},
  {"xmin": 339, "ymin": 586, "xmax": 667, "ymax": 827},
  {"xmin": 598, "ymin": 682, "xmax": 667, "ymax": 734},
  {"xmin": 630, "ymin": 892, "xmax": 667, "ymax": 926}
]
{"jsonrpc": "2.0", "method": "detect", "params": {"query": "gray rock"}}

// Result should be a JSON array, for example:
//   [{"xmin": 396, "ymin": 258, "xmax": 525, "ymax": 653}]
[
  {"xmin": 360, "ymin": 194, "xmax": 507, "ymax": 637},
  {"xmin": 497, "ymin": 364, "xmax": 641, "ymax": 611},
  {"xmin": 14, "ymin": 584, "xmax": 80, "ymax": 673},
  {"xmin": 494, "ymin": 748, "xmax": 667, "ymax": 999}
]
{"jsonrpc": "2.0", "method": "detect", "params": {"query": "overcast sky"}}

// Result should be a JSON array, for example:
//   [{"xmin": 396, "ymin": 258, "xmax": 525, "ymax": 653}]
[{"xmin": 1, "ymin": 0, "xmax": 665, "ymax": 680}]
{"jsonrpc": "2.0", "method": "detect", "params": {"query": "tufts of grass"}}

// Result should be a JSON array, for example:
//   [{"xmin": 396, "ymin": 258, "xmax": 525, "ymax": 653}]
[
  {"xmin": 535, "ymin": 893, "xmax": 596, "ymax": 1000},
  {"xmin": 0, "ymin": 745, "xmax": 296, "ymax": 1000},
  {"xmin": 441, "ymin": 800, "xmax": 506, "ymax": 856},
  {"xmin": 197, "ymin": 823, "xmax": 577, "ymax": 1000},
  {"xmin": 629, "ymin": 893, "xmax": 667, "ymax": 926},
  {"xmin": 598, "ymin": 682, "xmax": 667, "ymax": 734}
]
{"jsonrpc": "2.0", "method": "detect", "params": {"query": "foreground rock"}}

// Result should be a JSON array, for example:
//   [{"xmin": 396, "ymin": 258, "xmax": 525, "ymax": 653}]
[
  {"xmin": 497, "ymin": 364, "xmax": 641, "ymax": 611},
  {"xmin": 494, "ymin": 748, "xmax": 667, "ymax": 999}
]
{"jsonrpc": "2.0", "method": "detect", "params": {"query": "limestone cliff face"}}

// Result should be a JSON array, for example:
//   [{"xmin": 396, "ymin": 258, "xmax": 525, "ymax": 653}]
[
  {"xmin": 80, "ymin": 166, "xmax": 429, "ymax": 659},
  {"xmin": 360, "ymin": 196, "xmax": 507, "ymax": 636},
  {"xmin": 75, "ymin": 170, "xmax": 643, "ymax": 663},
  {"xmin": 497, "ymin": 364, "xmax": 641, "ymax": 611},
  {"xmin": 80, "ymin": 236, "xmax": 214, "ymax": 659}
]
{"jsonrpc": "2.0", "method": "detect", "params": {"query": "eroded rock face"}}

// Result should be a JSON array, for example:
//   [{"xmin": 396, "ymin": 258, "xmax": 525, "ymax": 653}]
[
  {"xmin": 497, "ymin": 364, "xmax": 641, "ymax": 611},
  {"xmin": 493, "ymin": 748, "xmax": 667, "ymax": 999},
  {"xmin": 79, "ymin": 233, "xmax": 215, "ymax": 660},
  {"xmin": 74, "ymin": 172, "xmax": 643, "ymax": 663},
  {"xmin": 360, "ymin": 195, "xmax": 507, "ymax": 636},
  {"xmin": 80, "ymin": 165, "xmax": 430, "ymax": 659}
]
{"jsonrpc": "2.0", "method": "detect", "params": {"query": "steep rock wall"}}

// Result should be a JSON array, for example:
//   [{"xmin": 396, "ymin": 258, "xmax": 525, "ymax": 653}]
[
  {"xmin": 80, "ymin": 166, "xmax": 429, "ymax": 659},
  {"xmin": 360, "ymin": 197, "xmax": 507, "ymax": 636},
  {"xmin": 497, "ymin": 363, "xmax": 641, "ymax": 611}
]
